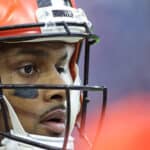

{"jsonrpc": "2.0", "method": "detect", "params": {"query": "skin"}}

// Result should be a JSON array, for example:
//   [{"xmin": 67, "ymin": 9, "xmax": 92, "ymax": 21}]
[{"xmin": 0, "ymin": 42, "xmax": 79, "ymax": 138}]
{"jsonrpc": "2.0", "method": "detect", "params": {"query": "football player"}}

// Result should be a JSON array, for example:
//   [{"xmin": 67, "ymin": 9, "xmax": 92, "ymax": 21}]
[{"xmin": 0, "ymin": 0, "xmax": 106, "ymax": 149}]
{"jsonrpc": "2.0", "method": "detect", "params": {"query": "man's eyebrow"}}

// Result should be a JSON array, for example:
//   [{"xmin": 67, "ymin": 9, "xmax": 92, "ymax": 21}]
[
  {"xmin": 59, "ymin": 52, "xmax": 68, "ymax": 62},
  {"xmin": 16, "ymin": 48, "xmax": 49, "ymax": 57},
  {"xmin": 15, "ymin": 48, "xmax": 69, "ymax": 61}
]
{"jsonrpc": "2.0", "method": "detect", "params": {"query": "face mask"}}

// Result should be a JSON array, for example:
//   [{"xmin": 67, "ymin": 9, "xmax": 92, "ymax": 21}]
[{"xmin": 0, "ymin": 70, "xmax": 81, "ymax": 150}]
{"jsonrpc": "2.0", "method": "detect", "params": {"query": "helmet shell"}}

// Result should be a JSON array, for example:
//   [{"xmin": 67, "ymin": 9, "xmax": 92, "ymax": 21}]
[{"xmin": 0, "ymin": 0, "xmax": 92, "ymax": 43}]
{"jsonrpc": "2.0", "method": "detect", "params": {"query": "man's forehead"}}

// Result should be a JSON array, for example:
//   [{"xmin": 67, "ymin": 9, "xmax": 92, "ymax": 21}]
[
  {"xmin": 0, "ymin": 41, "xmax": 74, "ymax": 49},
  {"xmin": 0, "ymin": 42, "xmax": 75, "ymax": 56}
]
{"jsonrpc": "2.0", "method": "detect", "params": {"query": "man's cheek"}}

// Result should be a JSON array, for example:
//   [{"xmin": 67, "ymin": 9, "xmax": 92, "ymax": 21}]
[{"xmin": 14, "ymin": 88, "xmax": 39, "ymax": 99}]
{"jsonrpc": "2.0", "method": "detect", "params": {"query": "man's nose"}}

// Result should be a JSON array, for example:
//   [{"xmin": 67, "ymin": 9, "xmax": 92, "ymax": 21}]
[
  {"xmin": 43, "ymin": 88, "xmax": 66, "ymax": 102},
  {"xmin": 42, "ymin": 69, "xmax": 67, "ymax": 103}
]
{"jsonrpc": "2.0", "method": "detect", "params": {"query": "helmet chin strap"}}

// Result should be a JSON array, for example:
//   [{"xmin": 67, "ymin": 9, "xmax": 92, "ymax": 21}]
[{"xmin": 0, "ymin": 67, "xmax": 81, "ymax": 150}]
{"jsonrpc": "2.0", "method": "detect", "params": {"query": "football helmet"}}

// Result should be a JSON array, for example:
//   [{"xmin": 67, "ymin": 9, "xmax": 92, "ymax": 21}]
[{"xmin": 0, "ymin": 0, "xmax": 107, "ymax": 149}]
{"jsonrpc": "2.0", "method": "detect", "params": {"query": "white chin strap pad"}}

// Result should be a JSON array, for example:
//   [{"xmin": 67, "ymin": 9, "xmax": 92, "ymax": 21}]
[{"xmin": 69, "ymin": 65, "xmax": 81, "ymax": 132}]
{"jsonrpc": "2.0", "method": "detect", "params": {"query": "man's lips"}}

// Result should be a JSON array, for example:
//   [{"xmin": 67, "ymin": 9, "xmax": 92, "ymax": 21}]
[{"xmin": 40, "ymin": 109, "xmax": 66, "ymax": 134}]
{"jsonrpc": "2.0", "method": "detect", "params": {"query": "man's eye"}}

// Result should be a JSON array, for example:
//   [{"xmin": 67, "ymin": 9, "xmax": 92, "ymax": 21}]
[
  {"xmin": 18, "ymin": 64, "xmax": 38, "ymax": 76},
  {"xmin": 55, "ymin": 65, "xmax": 66, "ymax": 74}
]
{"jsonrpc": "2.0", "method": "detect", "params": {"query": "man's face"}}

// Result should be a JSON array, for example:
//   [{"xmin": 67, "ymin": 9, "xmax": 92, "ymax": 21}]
[{"xmin": 0, "ymin": 42, "xmax": 77, "ymax": 137}]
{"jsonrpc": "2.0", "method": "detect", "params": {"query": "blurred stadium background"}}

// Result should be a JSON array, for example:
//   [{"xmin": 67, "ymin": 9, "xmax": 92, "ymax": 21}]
[{"xmin": 76, "ymin": 0, "xmax": 150, "ymax": 102}]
